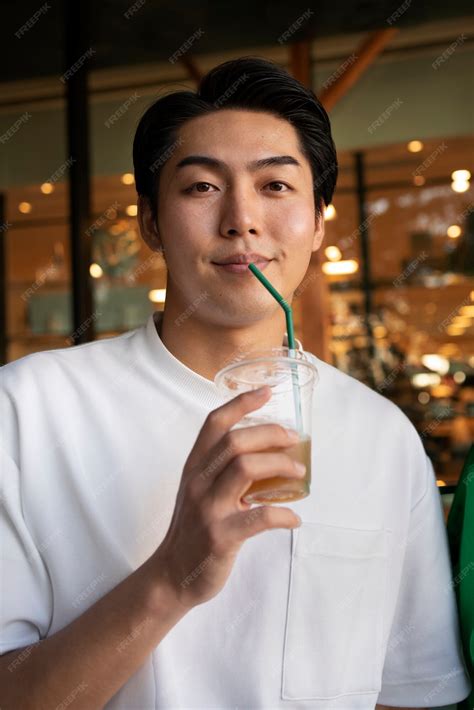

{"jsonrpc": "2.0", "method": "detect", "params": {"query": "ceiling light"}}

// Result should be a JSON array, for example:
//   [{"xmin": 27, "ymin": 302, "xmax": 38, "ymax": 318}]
[
  {"xmin": 148, "ymin": 288, "xmax": 166, "ymax": 303},
  {"xmin": 447, "ymin": 225, "xmax": 461, "ymax": 238},
  {"xmin": 324, "ymin": 246, "xmax": 342, "ymax": 262},
  {"xmin": 322, "ymin": 259, "xmax": 358, "ymax": 275},
  {"xmin": 89, "ymin": 263, "xmax": 103, "ymax": 278},
  {"xmin": 407, "ymin": 140, "xmax": 423, "ymax": 153},
  {"xmin": 324, "ymin": 204, "xmax": 336, "ymax": 220}
]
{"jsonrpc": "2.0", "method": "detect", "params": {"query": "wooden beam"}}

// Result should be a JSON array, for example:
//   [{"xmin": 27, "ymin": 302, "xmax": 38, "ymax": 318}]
[
  {"xmin": 319, "ymin": 28, "xmax": 398, "ymax": 111},
  {"xmin": 289, "ymin": 41, "xmax": 331, "ymax": 363}
]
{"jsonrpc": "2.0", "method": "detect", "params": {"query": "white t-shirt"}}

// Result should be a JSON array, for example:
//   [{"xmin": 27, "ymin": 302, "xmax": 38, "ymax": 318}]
[{"xmin": 1, "ymin": 311, "xmax": 471, "ymax": 709}]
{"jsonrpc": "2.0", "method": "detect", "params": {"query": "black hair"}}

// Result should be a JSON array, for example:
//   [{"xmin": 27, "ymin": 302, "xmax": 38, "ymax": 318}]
[{"xmin": 133, "ymin": 56, "xmax": 338, "ymax": 219}]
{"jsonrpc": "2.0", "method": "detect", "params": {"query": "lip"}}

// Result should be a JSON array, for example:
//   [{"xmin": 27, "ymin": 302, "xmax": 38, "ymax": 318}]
[
  {"xmin": 213, "ymin": 260, "xmax": 272, "ymax": 274},
  {"xmin": 212, "ymin": 253, "xmax": 272, "ymax": 266}
]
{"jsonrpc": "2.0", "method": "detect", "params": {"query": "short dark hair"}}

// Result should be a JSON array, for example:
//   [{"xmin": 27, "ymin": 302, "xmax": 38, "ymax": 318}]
[{"xmin": 133, "ymin": 56, "xmax": 338, "ymax": 219}]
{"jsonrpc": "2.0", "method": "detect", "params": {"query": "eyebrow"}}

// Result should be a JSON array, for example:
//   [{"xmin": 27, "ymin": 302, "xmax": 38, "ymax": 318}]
[{"xmin": 175, "ymin": 154, "xmax": 302, "ymax": 171}]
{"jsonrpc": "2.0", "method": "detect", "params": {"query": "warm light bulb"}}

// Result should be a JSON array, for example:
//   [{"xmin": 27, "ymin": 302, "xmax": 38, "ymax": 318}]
[
  {"xmin": 324, "ymin": 246, "xmax": 342, "ymax": 262},
  {"xmin": 89, "ymin": 263, "xmax": 103, "ymax": 278},
  {"xmin": 121, "ymin": 173, "xmax": 135, "ymax": 185},
  {"xmin": 451, "ymin": 169, "xmax": 471, "ymax": 181},
  {"xmin": 322, "ymin": 259, "xmax": 358, "ymax": 275},
  {"xmin": 148, "ymin": 288, "xmax": 166, "ymax": 303},
  {"xmin": 447, "ymin": 225, "xmax": 461, "ymax": 238},
  {"xmin": 407, "ymin": 140, "xmax": 423, "ymax": 153},
  {"xmin": 324, "ymin": 204, "xmax": 336, "ymax": 220},
  {"xmin": 18, "ymin": 201, "xmax": 32, "ymax": 214},
  {"xmin": 451, "ymin": 180, "xmax": 470, "ymax": 193},
  {"xmin": 40, "ymin": 182, "xmax": 54, "ymax": 194},
  {"xmin": 126, "ymin": 204, "xmax": 138, "ymax": 216}
]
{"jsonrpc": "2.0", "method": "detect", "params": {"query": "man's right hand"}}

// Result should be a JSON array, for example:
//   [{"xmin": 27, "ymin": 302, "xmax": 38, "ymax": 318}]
[{"xmin": 152, "ymin": 385, "xmax": 305, "ymax": 610}]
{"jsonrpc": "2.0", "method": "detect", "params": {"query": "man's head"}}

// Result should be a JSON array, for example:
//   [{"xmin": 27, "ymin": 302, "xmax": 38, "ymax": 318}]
[{"xmin": 134, "ymin": 56, "xmax": 338, "ymax": 328}]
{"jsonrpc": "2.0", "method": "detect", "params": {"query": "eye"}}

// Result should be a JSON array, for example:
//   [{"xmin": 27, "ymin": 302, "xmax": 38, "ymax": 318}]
[
  {"xmin": 184, "ymin": 182, "xmax": 218, "ymax": 193},
  {"xmin": 265, "ymin": 181, "xmax": 291, "ymax": 192}
]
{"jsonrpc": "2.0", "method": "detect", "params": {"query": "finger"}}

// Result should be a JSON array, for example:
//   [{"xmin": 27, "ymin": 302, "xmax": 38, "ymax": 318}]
[
  {"xmin": 226, "ymin": 505, "xmax": 301, "ymax": 544},
  {"xmin": 194, "ymin": 422, "xmax": 300, "ymax": 488},
  {"xmin": 212, "ymin": 451, "xmax": 305, "ymax": 506},
  {"xmin": 185, "ymin": 386, "xmax": 272, "ymax": 477}
]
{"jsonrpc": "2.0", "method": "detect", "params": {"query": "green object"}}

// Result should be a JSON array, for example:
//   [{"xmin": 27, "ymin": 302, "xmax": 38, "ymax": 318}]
[
  {"xmin": 447, "ymin": 444, "xmax": 474, "ymax": 710},
  {"xmin": 248, "ymin": 262, "xmax": 296, "ymax": 348},
  {"xmin": 247, "ymin": 262, "xmax": 302, "ymax": 432}
]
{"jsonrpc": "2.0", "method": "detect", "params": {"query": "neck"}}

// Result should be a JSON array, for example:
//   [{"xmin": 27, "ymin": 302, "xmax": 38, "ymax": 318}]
[{"xmin": 157, "ymin": 303, "xmax": 288, "ymax": 382}]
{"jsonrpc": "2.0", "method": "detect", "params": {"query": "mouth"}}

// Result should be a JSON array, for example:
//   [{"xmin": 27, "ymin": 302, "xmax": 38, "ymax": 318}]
[{"xmin": 212, "ymin": 259, "xmax": 273, "ymax": 274}]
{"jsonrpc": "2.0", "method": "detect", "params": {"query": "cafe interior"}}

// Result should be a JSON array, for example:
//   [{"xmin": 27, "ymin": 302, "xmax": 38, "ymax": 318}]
[{"xmin": 1, "ymin": 1, "xmax": 473, "ymax": 521}]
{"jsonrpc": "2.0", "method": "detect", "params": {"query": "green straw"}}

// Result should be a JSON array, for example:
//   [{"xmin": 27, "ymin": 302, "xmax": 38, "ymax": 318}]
[{"xmin": 248, "ymin": 263, "xmax": 303, "ymax": 434}]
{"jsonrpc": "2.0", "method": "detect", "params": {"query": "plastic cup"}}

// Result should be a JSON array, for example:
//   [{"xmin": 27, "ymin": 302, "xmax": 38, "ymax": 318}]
[{"xmin": 214, "ymin": 347, "xmax": 318, "ymax": 505}]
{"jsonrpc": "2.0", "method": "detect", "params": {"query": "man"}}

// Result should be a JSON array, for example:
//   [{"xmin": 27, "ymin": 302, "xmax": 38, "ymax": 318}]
[{"xmin": 0, "ymin": 57, "xmax": 470, "ymax": 709}]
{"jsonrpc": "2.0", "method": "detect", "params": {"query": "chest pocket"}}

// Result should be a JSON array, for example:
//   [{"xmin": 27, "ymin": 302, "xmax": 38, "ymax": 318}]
[{"xmin": 281, "ymin": 522, "xmax": 389, "ymax": 701}]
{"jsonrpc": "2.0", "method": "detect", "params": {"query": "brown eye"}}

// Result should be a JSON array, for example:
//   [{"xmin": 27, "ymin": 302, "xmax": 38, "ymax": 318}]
[
  {"xmin": 266, "ymin": 182, "xmax": 290, "ymax": 192},
  {"xmin": 185, "ymin": 182, "xmax": 216, "ymax": 193}
]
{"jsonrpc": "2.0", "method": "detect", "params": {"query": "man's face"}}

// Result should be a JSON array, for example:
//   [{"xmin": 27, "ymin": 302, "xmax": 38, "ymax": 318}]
[{"xmin": 145, "ymin": 109, "xmax": 324, "ymax": 327}]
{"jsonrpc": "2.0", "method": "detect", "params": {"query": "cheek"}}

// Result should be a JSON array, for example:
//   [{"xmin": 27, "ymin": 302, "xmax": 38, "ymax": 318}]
[{"xmin": 267, "ymin": 200, "xmax": 315, "ymax": 245}]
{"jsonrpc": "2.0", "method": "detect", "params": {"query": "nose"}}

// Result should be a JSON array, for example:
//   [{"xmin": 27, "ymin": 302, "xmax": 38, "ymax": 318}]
[{"xmin": 219, "ymin": 183, "xmax": 262, "ymax": 238}]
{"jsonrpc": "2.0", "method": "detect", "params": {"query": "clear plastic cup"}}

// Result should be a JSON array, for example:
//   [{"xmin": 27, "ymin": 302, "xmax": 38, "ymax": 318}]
[{"xmin": 214, "ymin": 347, "xmax": 318, "ymax": 504}]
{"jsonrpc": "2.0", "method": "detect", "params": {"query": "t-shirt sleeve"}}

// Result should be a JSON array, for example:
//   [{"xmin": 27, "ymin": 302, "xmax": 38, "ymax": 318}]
[
  {"xmin": 0, "ymin": 446, "xmax": 53, "ymax": 654},
  {"xmin": 377, "ymin": 450, "xmax": 472, "ymax": 707}
]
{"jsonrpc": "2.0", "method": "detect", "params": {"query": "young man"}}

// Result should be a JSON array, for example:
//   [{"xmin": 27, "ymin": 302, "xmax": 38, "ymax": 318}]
[{"xmin": 0, "ymin": 57, "xmax": 470, "ymax": 709}]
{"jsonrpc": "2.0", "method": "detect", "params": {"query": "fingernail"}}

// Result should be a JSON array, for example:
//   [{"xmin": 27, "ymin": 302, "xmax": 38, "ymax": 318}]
[
  {"xmin": 286, "ymin": 429, "xmax": 300, "ymax": 442},
  {"xmin": 255, "ymin": 386, "xmax": 269, "ymax": 396},
  {"xmin": 295, "ymin": 462, "xmax": 306, "ymax": 475}
]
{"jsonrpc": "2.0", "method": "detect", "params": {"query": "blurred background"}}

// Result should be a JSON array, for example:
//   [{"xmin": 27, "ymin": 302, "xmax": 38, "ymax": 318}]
[{"xmin": 1, "ymin": 1, "xmax": 473, "ymax": 512}]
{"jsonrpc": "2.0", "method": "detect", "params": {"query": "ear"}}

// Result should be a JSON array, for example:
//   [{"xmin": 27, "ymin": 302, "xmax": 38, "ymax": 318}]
[
  {"xmin": 311, "ymin": 207, "xmax": 325, "ymax": 253},
  {"xmin": 137, "ymin": 195, "xmax": 164, "ymax": 254}
]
